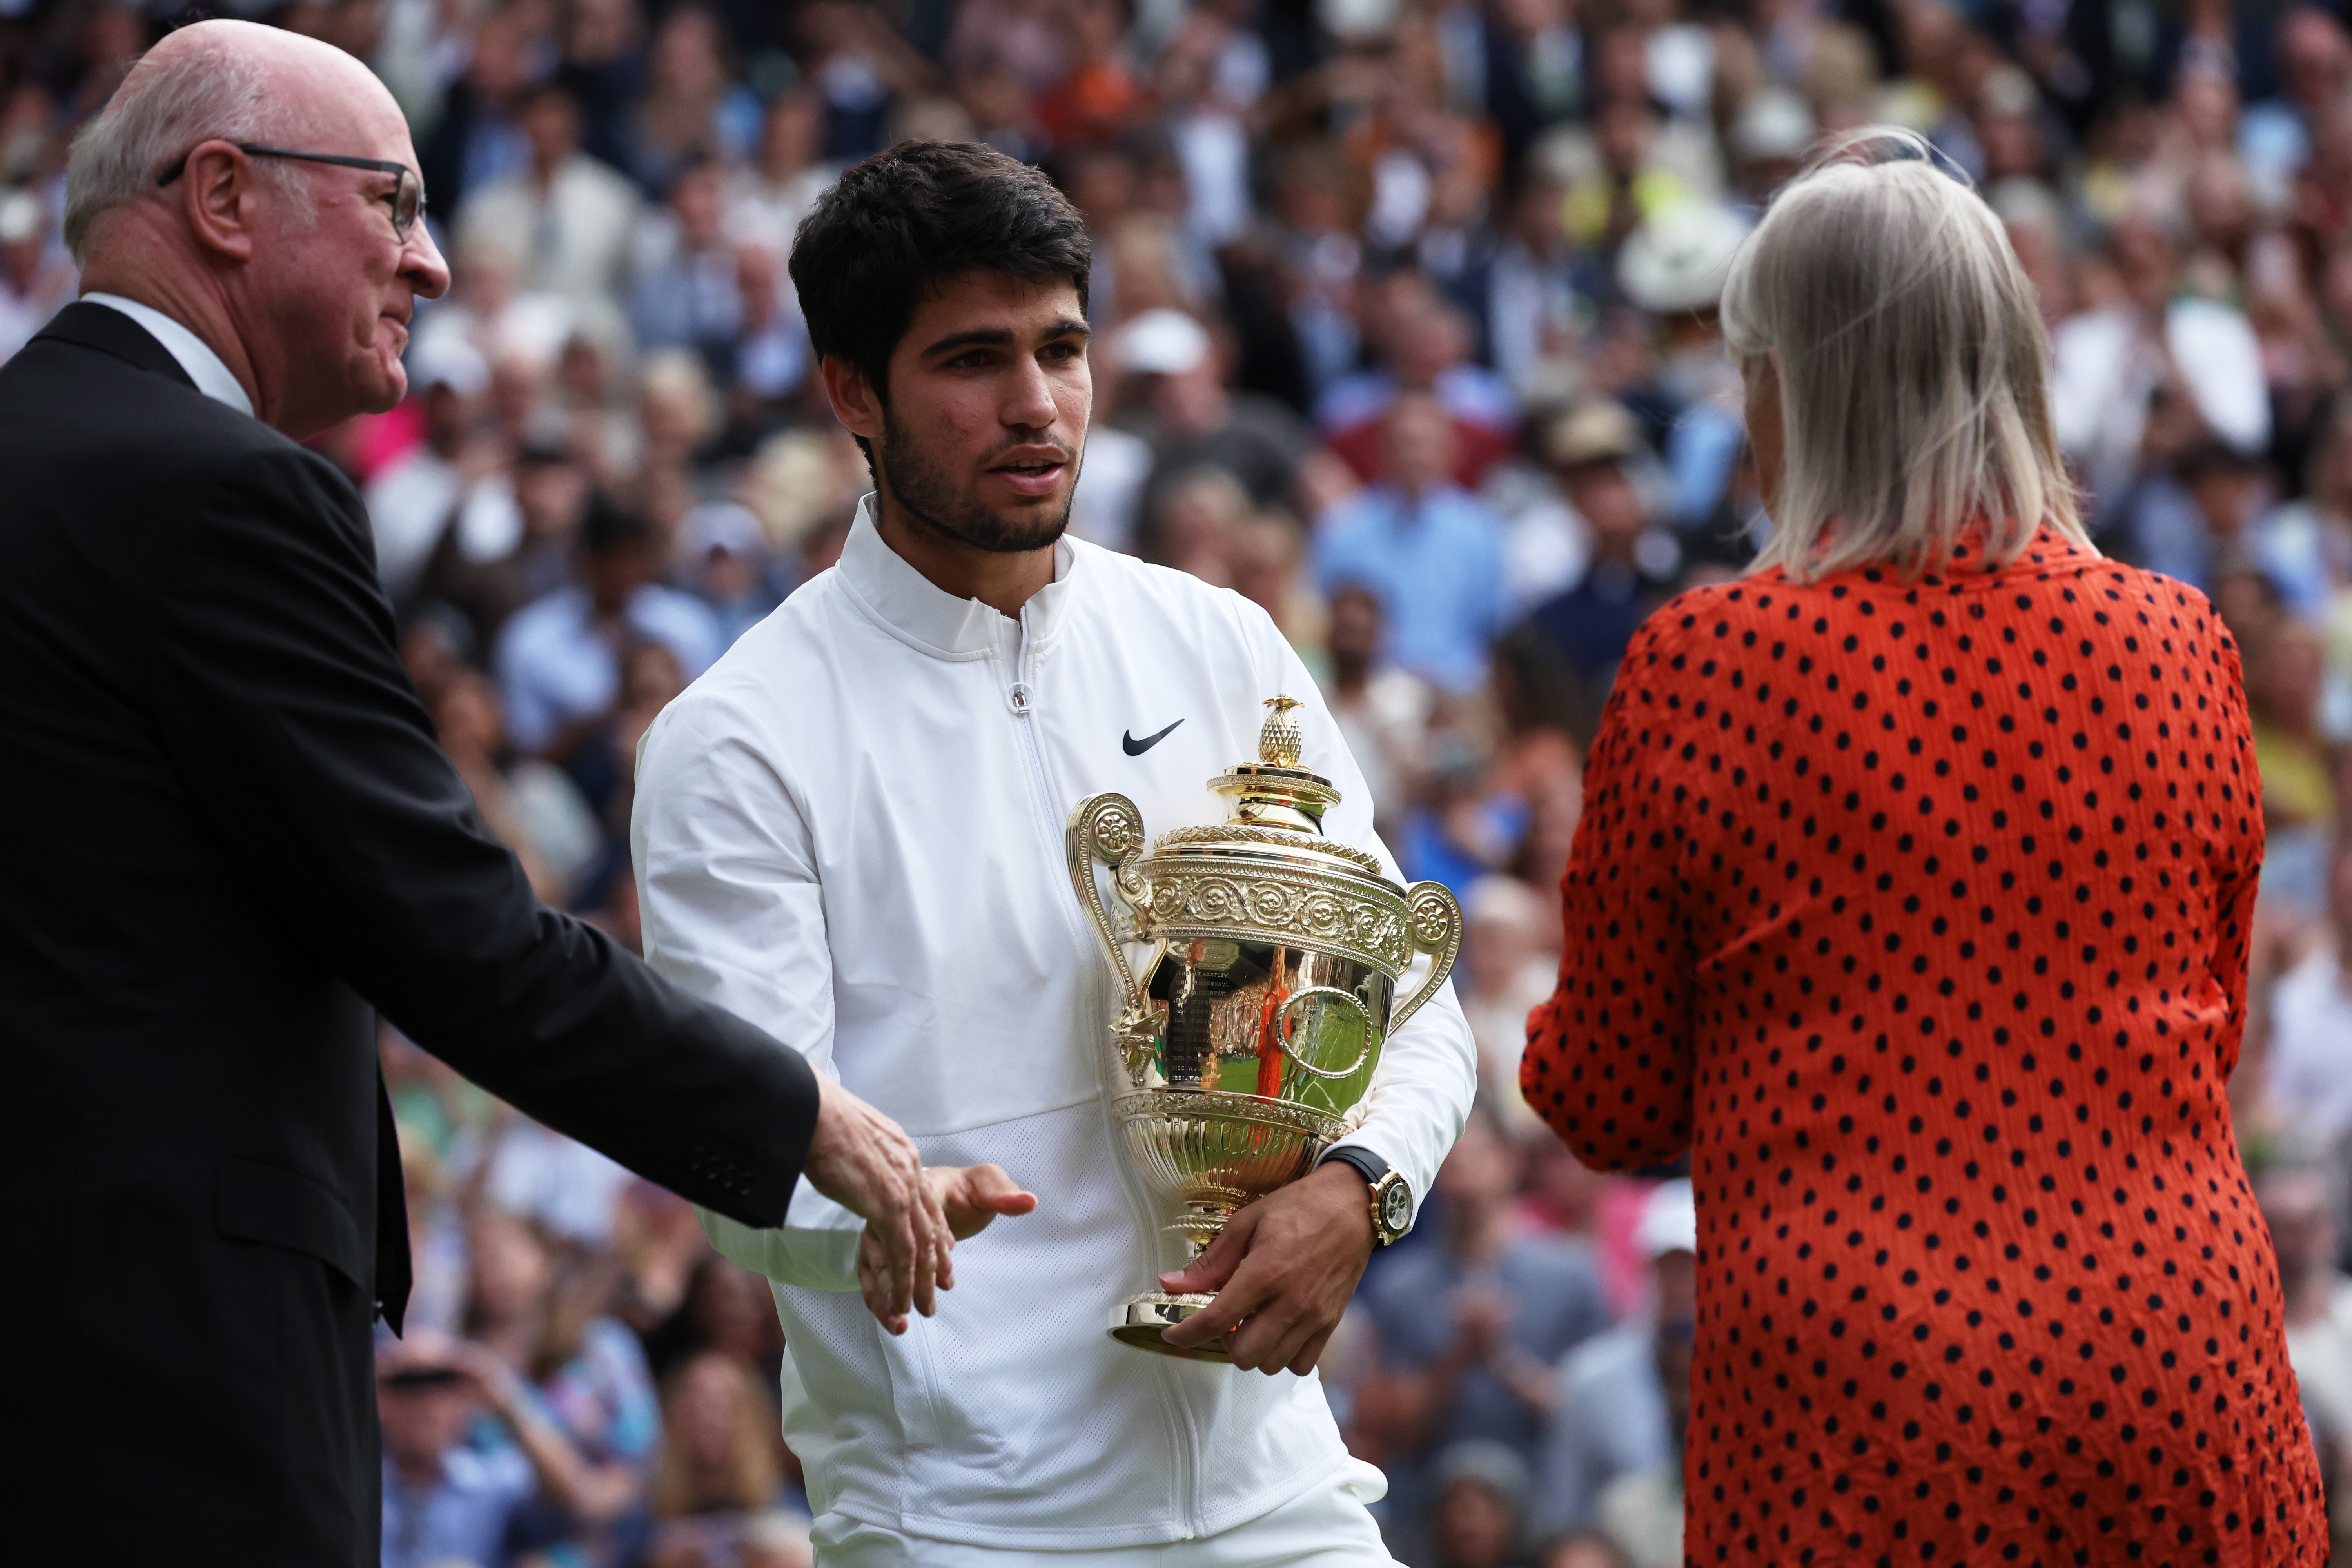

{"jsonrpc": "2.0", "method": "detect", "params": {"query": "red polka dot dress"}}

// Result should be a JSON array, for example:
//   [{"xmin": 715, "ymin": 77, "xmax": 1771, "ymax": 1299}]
[{"xmin": 1522, "ymin": 531, "xmax": 2325, "ymax": 1568}]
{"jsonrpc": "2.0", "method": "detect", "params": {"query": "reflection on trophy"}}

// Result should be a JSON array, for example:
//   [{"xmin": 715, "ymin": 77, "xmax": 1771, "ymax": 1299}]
[{"xmin": 1067, "ymin": 696, "xmax": 1463, "ymax": 1363}]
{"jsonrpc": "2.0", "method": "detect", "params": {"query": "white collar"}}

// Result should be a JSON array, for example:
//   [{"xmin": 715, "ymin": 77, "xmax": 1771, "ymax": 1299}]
[
  {"xmin": 80, "ymin": 292, "xmax": 255, "ymax": 418},
  {"xmin": 835, "ymin": 492, "xmax": 1076, "ymax": 659}
]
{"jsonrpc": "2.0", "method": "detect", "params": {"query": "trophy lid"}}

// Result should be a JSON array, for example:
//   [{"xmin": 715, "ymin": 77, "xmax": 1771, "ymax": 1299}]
[{"xmin": 1208, "ymin": 696, "xmax": 1343, "ymax": 835}]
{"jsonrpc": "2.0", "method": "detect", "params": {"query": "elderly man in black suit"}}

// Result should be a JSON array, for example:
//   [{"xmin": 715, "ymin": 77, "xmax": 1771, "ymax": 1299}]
[{"xmin": 0, "ymin": 21, "xmax": 963, "ymax": 1564}]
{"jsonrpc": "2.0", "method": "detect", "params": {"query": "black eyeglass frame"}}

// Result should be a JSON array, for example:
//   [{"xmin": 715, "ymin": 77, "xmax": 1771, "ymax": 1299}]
[{"xmin": 156, "ymin": 143, "xmax": 424, "ymax": 238}]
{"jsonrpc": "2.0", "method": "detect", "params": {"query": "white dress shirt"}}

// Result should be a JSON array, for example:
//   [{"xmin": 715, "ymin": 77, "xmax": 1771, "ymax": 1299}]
[
  {"xmin": 80, "ymin": 292, "xmax": 254, "ymax": 417},
  {"xmin": 632, "ymin": 499, "xmax": 1477, "ymax": 1549}
]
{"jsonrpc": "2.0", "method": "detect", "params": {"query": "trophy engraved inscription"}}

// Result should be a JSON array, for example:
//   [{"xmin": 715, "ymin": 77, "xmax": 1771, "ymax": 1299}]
[{"xmin": 1066, "ymin": 696, "xmax": 1464, "ymax": 1362}]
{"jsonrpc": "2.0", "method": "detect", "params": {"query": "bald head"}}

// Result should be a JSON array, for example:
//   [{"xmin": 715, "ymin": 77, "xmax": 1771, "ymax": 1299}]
[
  {"xmin": 64, "ymin": 20, "xmax": 448, "ymax": 437},
  {"xmin": 67, "ymin": 21, "xmax": 391, "ymax": 261}
]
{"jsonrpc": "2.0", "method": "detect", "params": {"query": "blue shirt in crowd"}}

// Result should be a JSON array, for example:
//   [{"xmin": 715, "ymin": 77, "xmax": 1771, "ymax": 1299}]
[
  {"xmin": 381, "ymin": 1444, "xmax": 535, "ymax": 1568},
  {"xmin": 494, "ymin": 584, "xmax": 722, "ymax": 754},
  {"xmin": 1314, "ymin": 482, "xmax": 1507, "ymax": 694}
]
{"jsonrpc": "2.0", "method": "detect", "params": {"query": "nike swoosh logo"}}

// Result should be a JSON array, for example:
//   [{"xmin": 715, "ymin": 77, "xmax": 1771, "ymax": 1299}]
[{"xmin": 1122, "ymin": 719, "xmax": 1184, "ymax": 756}]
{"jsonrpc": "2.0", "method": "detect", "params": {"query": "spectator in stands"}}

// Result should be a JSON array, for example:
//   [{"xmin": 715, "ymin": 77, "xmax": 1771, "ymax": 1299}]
[
  {"xmin": 1531, "ymin": 1180, "xmax": 1692, "ymax": 1542},
  {"xmin": 378, "ymin": 1336, "xmax": 537, "ymax": 1568},
  {"xmin": 632, "ymin": 157, "xmax": 748, "ymax": 387},
  {"xmin": 1521, "ymin": 399, "xmax": 1681, "ymax": 709},
  {"xmin": 1316, "ymin": 392, "xmax": 1509, "ymax": 693},
  {"xmin": 460, "ymin": 1210, "xmax": 662, "ymax": 1561},
  {"xmin": 1118, "ymin": 305, "xmax": 1321, "ymax": 522},
  {"xmin": 495, "ymin": 496, "xmax": 721, "ymax": 757},
  {"xmin": 1321, "ymin": 579, "xmax": 1434, "ymax": 838},
  {"xmin": 457, "ymin": 82, "xmax": 642, "ymax": 310},
  {"xmin": 367, "ymin": 334, "xmax": 520, "ymax": 606},
  {"xmin": 648, "ymin": 1350, "xmax": 813, "ymax": 1568},
  {"xmin": 0, "ymin": 185, "xmax": 73, "ymax": 362},
  {"xmin": 2263, "ymin": 842, "xmax": 2352, "ymax": 1142},
  {"xmin": 1456, "ymin": 875, "xmax": 1561, "ymax": 1114},
  {"xmin": 624, "ymin": 5, "xmax": 762, "ymax": 196},
  {"xmin": 1321, "ymin": 271, "xmax": 1519, "ymax": 489},
  {"xmin": 2256, "ymin": 1157, "xmax": 2352, "ymax": 1447},
  {"xmin": 1359, "ymin": 1110, "xmax": 1612, "ymax": 1540},
  {"xmin": 1426, "ymin": 1439, "xmax": 1533, "ymax": 1568},
  {"xmin": 726, "ymin": 87, "xmax": 831, "ymax": 260},
  {"xmin": 1536, "ymin": 1533, "xmax": 1632, "ymax": 1568},
  {"xmin": 430, "ymin": 670, "xmax": 602, "ymax": 906}
]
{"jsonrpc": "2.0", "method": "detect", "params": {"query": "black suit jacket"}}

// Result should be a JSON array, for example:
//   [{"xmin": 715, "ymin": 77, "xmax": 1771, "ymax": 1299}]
[{"xmin": 0, "ymin": 304, "xmax": 818, "ymax": 1564}]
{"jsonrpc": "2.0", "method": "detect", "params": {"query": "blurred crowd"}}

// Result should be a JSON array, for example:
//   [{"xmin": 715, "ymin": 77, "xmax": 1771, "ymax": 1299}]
[{"xmin": 15, "ymin": 0, "xmax": 2352, "ymax": 1562}]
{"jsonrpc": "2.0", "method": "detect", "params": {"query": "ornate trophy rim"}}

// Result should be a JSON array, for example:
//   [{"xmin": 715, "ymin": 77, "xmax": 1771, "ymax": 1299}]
[
  {"xmin": 1111, "ymin": 1087, "xmax": 1349, "ymax": 1145},
  {"xmin": 1149, "ymin": 822, "xmax": 1386, "ymax": 878}
]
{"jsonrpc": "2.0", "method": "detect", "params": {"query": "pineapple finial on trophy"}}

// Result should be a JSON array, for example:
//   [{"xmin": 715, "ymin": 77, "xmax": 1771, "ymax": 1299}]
[{"xmin": 1258, "ymin": 694, "xmax": 1305, "ymax": 768}]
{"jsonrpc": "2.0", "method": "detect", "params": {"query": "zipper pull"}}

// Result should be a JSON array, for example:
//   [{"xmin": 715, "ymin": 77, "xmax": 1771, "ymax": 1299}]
[{"xmin": 1010, "ymin": 681, "xmax": 1033, "ymax": 715}]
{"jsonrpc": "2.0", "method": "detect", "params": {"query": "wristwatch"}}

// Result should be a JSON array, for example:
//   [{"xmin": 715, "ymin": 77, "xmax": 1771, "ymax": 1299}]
[{"xmin": 1321, "ymin": 1146, "xmax": 1414, "ymax": 1246}]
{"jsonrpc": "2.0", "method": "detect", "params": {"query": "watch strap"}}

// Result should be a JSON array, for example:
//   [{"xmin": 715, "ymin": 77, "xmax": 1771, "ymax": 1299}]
[{"xmin": 1318, "ymin": 1145, "xmax": 1388, "ymax": 1189}]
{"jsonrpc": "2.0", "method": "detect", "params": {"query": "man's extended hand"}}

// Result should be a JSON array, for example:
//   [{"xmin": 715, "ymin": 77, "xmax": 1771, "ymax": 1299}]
[
  {"xmin": 856, "ymin": 1164, "xmax": 1036, "ymax": 1321},
  {"xmin": 801, "ymin": 1076, "xmax": 951, "ymax": 1336},
  {"xmin": 1157, "ymin": 1160, "xmax": 1375, "ymax": 1374}
]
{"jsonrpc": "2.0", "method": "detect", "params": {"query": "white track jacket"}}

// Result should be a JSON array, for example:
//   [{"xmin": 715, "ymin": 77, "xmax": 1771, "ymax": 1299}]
[{"xmin": 632, "ymin": 500, "xmax": 1477, "ymax": 1549}]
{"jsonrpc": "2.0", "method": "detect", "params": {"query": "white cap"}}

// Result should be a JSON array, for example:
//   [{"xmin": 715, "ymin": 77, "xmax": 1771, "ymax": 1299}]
[
  {"xmin": 407, "ymin": 334, "xmax": 490, "ymax": 399},
  {"xmin": 0, "ymin": 187, "xmax": 44, "ymax": 245},
  {"xmin": 1617, "ymin": 201, "xmax": 1752, "ymax": 315},
  {"xmin": 679, "ymin": 499, "xmax": 766, "ymax": 559},
  {"xmin": 1112, "ymin": 308, "xmax": 1210, "ymax": 377},
  {"xmin": 1318, "ymin": 0, "xmax": 1399, "ymax": 42},
  {"xmin": 1463, "ymin": 873, "xmax": 1546, "ymax": 930},
  {"xmin": 1636, "ymin": 1178, "xmax": 1697, "ymax": 1258},
  {"xmin": 1730, "ymin": 87, "xmax": 1816, "ymax": 167}
]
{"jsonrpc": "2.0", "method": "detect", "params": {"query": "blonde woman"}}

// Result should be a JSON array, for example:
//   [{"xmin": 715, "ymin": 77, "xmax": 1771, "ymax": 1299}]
[{"xmin": 1524, "ymin": 132, "xmax": 2326, "ymax": 1564}]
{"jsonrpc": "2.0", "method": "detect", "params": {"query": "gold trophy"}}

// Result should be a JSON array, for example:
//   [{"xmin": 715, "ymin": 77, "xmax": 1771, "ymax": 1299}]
[{"xmin": 1067, "ymin": 696, "xmax": 1462, "ymax": 1362}]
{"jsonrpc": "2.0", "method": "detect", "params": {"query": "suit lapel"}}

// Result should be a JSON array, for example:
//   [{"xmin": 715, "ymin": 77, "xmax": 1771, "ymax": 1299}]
[{"xmin": 33, "ymin": 300, "xmax": 200, "ymax": 392}]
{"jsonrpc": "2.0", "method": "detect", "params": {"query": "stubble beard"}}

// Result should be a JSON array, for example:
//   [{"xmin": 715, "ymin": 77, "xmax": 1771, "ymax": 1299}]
[{"xmin": 877, "ymin": 411, "xmax": 1082, "ymax": 556}]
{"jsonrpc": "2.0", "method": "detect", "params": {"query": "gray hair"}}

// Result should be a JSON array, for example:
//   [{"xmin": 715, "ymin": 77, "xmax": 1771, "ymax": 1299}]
[
  {"xmin": 1720, "ymin": 128, "xmax": 2089, "ymax": 581},
  {"xmin": 63, "ymin": 33, "xmax": 307, "ymax": 263}
]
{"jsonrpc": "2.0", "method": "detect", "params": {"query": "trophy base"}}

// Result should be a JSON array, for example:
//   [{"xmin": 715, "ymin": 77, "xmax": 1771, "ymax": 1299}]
[{"xmin": 1108, "ymin": 1293, "xmax": 1228, "ymax": 1361}]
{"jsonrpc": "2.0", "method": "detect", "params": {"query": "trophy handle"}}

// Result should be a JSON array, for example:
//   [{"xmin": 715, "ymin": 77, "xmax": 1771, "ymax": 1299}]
[
  {"xmin": 1388, "ymin": 881, "xmax": 1464, "ymax": 1036},
  {"xmin": 1066, "ymin": 792, "xmax": 1150, "ymax": 1018}
]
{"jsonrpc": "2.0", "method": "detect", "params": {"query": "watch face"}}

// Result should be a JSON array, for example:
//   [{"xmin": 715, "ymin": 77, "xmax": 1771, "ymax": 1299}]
[{"xmin": 1381, "ymin": 1181, "xmax": 1413, "ymax": 1233}]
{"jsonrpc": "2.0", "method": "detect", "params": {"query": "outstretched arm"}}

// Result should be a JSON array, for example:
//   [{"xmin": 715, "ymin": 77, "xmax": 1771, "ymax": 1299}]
[{"xmin": 149, "ymin": 443, "xmax": 819, "ymax": 1229}]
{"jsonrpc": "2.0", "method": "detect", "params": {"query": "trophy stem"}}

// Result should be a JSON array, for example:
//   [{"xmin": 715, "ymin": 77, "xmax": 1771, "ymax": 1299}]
[{"xmin": 1108, "ymin": 1203, "xmax": 1240, "ymax": 1360}]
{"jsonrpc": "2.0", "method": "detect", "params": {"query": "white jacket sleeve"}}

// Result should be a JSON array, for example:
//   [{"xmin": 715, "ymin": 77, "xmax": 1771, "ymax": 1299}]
[
  {"xmin": 631, "ymin": 691, "xmax": 865, "ymax": 1292},
  {"xmin": 1228, "ymin": 596, "xmax": 1478, "ymax": 1203}
]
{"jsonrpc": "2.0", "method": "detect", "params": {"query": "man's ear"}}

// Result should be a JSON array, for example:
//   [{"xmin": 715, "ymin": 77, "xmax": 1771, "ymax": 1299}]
[
  {"xmin": 176, "ymin": 140, "xmax": 259, "ymax": 264},
  {"xmin": 820, "ymin": 354, "xmax": 884, "ymax": 445}
]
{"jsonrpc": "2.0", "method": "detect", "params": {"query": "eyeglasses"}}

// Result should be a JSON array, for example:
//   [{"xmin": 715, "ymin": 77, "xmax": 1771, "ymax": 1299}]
[{"xmin": 156, "ymin": 143, "xmax": 425, "ymax": 240}]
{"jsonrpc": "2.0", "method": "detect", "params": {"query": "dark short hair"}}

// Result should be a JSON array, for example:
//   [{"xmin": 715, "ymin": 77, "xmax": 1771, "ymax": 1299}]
[
  {"xmin": 789, "ymin": 140, "xmax": 1091, "ymax": 465},
  {"xmin": 581, "ymin": 493, "xmax": 653, "ymax": 555}
]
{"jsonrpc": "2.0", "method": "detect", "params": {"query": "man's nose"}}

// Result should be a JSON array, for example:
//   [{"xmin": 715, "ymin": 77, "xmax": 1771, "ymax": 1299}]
[
  {"xmin": 1002, "ymin": 354, "xmax": 1060, "ymax": 432},
  {"xmin": 405, "ymin": 220, "xmax": 452, "ymax": 301}
]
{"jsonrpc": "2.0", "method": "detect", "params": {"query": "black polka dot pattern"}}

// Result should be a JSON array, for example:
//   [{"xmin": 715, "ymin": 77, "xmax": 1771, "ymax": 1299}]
[{"xmin": 1522, "ymin": 530, "xmax": 2323, "ymax": 1566}]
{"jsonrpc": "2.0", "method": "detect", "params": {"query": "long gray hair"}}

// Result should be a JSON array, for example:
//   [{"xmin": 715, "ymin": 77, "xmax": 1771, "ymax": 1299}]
[{"xmin": 1720, "ymin": 128, "xmax": 2089, "ymax": 580}]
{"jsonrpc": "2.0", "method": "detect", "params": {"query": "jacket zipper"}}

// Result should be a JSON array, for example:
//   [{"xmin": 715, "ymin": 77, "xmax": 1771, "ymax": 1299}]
[{"xmin": 1001, "ymin": 608, "xmax": 1204, "ymax": 1538}]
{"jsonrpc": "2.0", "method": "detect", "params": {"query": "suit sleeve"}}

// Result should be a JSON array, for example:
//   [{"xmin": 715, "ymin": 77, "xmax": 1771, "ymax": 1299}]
[
  {"xmin": 631, "ymin": 687, "xmax": 867, "ymax": 1293},
  {"xmin": 1522, "ymin": 611, "xmax": 1698, "ymax": 1169},
  {"xmin": 146, "ymin": 444, "xmax": 816, "ymax": 1229},
  {"xmin": 1234, "ymin": 596, "xmax": 1479, "ymax": 1204}
]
